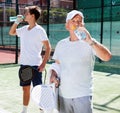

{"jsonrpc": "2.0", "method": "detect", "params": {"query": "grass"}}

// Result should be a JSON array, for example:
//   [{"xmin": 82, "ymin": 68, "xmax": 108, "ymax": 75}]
[{"xmin": 0, "ymin": 64, "xmax": 120, "ymax": 113}]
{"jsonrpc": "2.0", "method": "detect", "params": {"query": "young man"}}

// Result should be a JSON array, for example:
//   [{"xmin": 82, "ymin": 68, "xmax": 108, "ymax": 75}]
[
  {"xmin": 50, "ymin": 10, "xmax": 112, "ymax": 113},
  {"xmin": 9, "ymin": 6, "xmax": 51, "ymax": 113}
]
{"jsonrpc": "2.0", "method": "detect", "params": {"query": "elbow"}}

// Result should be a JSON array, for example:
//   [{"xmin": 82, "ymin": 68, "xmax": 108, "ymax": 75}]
[
  {"xmin": 9, "ymin": 30, "xmax": 16, "ymax": 36},
  {"xmin": 103, "ymin": 53, "xmax": 112, "ymax": 61},
  {"xmin": 98, "ymin": 52, "xmax": 112, "ymax": 61},
  {"xmin": 9, "ymin": 31, "xmax": 13, "ymax": 36},
  {"xmin": 107, "ymin": 54, "xmax": 112, "ymax": 61},
  {"xmin": 9, "ymin": 31, "xmax": 12, "ymax": 36}
]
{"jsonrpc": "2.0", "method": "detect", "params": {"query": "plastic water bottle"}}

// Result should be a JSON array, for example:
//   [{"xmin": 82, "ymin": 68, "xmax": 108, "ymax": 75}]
[
  {"xmin": 74, "ymin": 28, "xmax": 86, "ymax": 40},
  {"xmin": 9, "ymin": 15, "xmax": 24, "ymax": 22}
]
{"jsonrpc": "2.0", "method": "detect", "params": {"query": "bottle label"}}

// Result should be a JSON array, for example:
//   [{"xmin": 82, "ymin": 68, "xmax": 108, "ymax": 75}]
[
  {"xmin": 9, "ymin": 16, "xmax": 17, "ymax": 22},
  {"xmin": 9, "ymin": 15, "xmax": 24, "ymax": 22}
]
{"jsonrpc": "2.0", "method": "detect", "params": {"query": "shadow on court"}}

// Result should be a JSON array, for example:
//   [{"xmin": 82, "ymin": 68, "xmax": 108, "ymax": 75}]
[
  {"xmin": 93, "ymin": 95, "xmax": 120, "ymax": 112},
  {"xmin": 0, "ymin": 65, "xmax": 120, "ymax": 113}
]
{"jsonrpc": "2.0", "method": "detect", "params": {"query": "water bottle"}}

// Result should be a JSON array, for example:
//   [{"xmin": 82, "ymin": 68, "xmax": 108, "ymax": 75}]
[
  {"xmin": 74, "ymin": 27, "xmax": 86, "ymax": 40},
  {"xmin": 9, "ymin": 15, "xmax": 24, "ymax": 22}
]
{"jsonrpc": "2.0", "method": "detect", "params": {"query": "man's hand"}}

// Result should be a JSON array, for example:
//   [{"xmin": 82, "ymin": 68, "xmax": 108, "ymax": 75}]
[
  {"xmin": 15, "ymin": 15, "xmax": 24, "ymax": 25},
  {"xmin": 50, "ymin": 70, "xmax": 60, "ymax": 88}
]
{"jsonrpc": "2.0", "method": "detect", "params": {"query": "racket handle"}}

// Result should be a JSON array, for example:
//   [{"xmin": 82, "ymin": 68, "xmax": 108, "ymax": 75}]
[{"xmin": 49, "ymin": 83, "xmax": 56, "ymax": 94}]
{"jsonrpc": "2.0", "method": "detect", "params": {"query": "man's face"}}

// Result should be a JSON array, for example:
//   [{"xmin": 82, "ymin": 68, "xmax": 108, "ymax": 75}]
[
  {"xmin": 65, "ymin": 14, "xmax": 84, "ymax": 31},
  {"xmin": 72, "ymin": 14, "xmax": 83, "ymax": 27},
  {"xmin": 24, "ymin": 9, "xmax": 34, "ymax": 22}
]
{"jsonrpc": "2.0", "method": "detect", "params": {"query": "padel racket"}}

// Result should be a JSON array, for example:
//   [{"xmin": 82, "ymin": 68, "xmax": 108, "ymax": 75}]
[
  {"xmin": 19, "ymin": 65, "xmax": 38, "ymax": 83},
  {"xmin": 31, "ymin": 83, "xmax": 56, "ymax": 110}
]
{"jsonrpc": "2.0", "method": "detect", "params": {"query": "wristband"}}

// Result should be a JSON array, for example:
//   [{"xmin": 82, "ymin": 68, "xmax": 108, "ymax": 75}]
[
  {"xmin": 56, "ymin": 76, "xmax": 60, "ymax": 81},
  {"xmin": 14, "ymin": 21, "xmax": 20, "ymax": 25},
  {"xmin": 90, "ymin": 39, "xmax": 97, "ymax": 46}
]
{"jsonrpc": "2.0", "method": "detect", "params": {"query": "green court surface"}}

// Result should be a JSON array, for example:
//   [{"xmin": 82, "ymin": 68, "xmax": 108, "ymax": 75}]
[{"xmin": 0, "ymin": 64, "xmax": 120, "ymax": 113}]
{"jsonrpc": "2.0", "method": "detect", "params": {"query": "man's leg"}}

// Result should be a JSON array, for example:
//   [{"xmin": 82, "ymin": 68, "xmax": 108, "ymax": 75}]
[
  {"xmin": 73, "ymin": 96, "xmax": 93, "ymax": 113},
  {"xmin": 23, "ymin": 86, "xmax": 30, "ymax": 105},
  {"xmin": 59, "ymin": 96, "xmax": 73, "ymax": 113},
  {"xmin": 59, "ymin": 96, "xmax": 93, "ymax": 113},
  {"xmin": 21, "ymin": 85, "xmax": 30, "ymax": 113}
]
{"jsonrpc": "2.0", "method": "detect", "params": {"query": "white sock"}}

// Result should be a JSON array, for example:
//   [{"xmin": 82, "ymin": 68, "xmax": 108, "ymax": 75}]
[{"xmin": 21, "ymin": 105, "xmax": 28, "ymax": 113}]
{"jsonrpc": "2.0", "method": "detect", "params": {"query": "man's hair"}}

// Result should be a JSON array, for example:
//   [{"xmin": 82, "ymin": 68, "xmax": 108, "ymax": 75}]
[{"xmin": 25, "ymin": 6, "xmax": 41, "ymax": 20}]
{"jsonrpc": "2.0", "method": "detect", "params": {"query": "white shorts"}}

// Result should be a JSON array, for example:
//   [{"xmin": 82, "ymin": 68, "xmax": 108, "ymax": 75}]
[{"xmin": 59, "ymin": 96, "xmax": 93, "ymax": 113}]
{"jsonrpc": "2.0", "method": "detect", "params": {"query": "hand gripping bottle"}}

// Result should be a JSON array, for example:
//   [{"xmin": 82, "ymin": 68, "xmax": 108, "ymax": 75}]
[
  {"xmin": 14, "ymin": 15, "xmax": 24, "ymax": 25},
  {"xmin": 73, "ymin": 26, "xmax": 86, "ymax": 40}
]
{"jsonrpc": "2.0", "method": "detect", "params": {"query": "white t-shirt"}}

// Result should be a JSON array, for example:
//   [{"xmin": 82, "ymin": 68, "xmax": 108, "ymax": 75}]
[
  {"xmin": 16, "ymin": 24, "xmax": 48, "ymax": 66},
  {"xmin": 53, "ymin": 37, "xmax": 96, "ymax": 98}
]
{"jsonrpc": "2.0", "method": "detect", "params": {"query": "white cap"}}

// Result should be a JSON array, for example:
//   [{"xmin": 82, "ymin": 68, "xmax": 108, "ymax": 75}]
[{"xmin": 66, "ymin": 10, "xmax": 84, "ymax": 22}]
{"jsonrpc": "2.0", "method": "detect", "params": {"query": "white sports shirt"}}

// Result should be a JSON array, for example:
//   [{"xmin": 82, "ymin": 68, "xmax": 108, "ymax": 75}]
[
  {"xmin": 16, "ymin": 24, "xmax": 48, "ymax": 66},
  {"xmin": 53, "ymin": 37, "xmax": 96, "ymax": 98}
]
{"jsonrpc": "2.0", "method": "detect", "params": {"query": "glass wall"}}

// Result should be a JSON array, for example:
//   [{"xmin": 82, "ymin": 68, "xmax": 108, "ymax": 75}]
[{"xmin": 77, "ymin": 0, "xmax": 120, "ymax": 68}]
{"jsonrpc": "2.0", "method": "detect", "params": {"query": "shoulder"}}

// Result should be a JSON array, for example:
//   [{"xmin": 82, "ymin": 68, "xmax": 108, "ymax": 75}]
[
  {"xmin": 57, "ymin": 38, "xmax": 69, "ymax": 45},
  {"xmin": 17, "ymin": 25, "xmax": 29, "ymax": 30},
  {"xmin": 56, "ymin": 37, "xmax": 69, "ymax": 48},
  {"xmin": 34, "ymin": 25, "xmax": 47, "ymax": 35},
  {"xmin": 35, "ymin": 24, "xmax": 45, "ymax": 31}
]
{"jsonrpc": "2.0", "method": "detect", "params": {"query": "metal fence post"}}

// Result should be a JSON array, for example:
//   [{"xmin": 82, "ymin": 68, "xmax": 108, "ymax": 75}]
[
  {"xmin": 15, "ymin": 0, "xmax": 19, "ymax": 64},
  {"xmin": 47, "ymin": 0, "xmax": 50, "ymax": 38}
]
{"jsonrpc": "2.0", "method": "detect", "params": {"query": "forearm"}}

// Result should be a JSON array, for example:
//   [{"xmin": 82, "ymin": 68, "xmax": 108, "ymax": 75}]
[
  {"xmin": 89, "ymin": 39, "xmax": 112, "ymax": 61},
  {"xmin": 42, "ymin": 45, "xmax": 51, "ymax": 66},
  {"xmin": 9, "ymin": 15, "xmax": 23, "ymax": 36},
  {"xmin": 9, "ymin": 23, "xmax": 18, "ymax": 36}
]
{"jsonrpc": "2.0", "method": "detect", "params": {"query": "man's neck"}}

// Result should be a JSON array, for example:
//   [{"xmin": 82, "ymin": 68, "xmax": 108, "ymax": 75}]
[{"xmin": 28, "ymin": 22, "xmax": 37, "ymax": 30}]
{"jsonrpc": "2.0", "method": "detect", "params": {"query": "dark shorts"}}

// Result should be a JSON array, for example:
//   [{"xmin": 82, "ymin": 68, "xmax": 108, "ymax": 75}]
[{"xmin": 19, "ymin": 65, "xmax": 42, "ymax": 87}]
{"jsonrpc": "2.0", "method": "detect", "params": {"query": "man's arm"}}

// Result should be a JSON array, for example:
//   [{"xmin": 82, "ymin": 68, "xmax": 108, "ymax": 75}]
[
  {"xmin": 9, "ymin": 15, "xmax": 23, "ymax": 36},
  {"xmin": 66, "ymin": 20, "xmax": 112, "ymax": 61},
  {"xmin": 38, "ymin": 40, "xmax": 51, "ymax": 72},
  {"xmin": 83, "ymin": 28, "xmax": 112, "ymax": 61},
  {"xmin": 9, "ymin": 23, "xmax": 18, "ymax": 36},
  {"xmin": 49, "ymin": 61, "xmax": 60, "ymax": 87},
  {"xmin": 50, "ymin": 69, "xmax": 60, "ymax": 87},
  {"xmin": 88, "ymin": 39, "xmax": 112, "ymax": 61}
]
